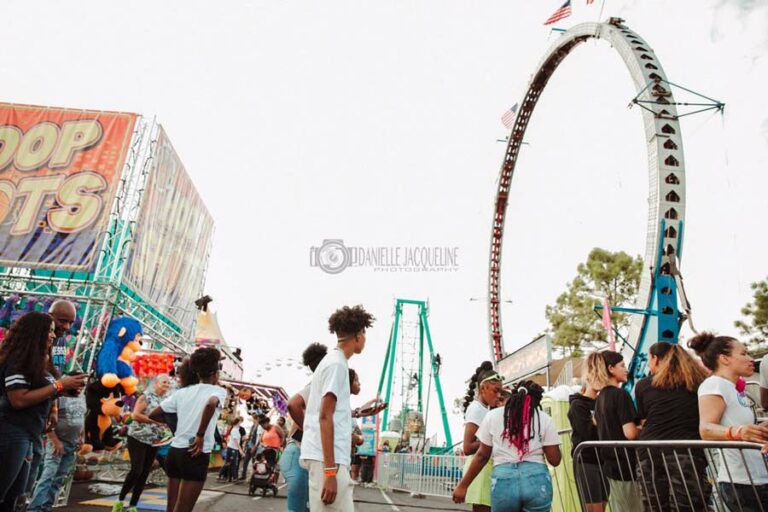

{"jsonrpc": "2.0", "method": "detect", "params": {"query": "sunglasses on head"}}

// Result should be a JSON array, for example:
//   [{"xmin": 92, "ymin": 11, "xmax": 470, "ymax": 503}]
[{"xmin": 480, "ymin": 373, "xmax": 503, "ymax": 384}]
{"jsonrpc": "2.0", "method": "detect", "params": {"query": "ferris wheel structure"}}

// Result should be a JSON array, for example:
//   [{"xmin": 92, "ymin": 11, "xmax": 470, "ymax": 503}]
[{"xmin": 487, "ymin": 19, "xmax": 721, "ymax": 389}]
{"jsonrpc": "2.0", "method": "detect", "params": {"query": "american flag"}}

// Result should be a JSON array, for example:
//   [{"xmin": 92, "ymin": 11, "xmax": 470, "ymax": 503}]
[
  {"xmin": 544, "ymin": 0, "xmax": 572, "ymax": 25},
  {"xmin": 501, "ymin": 103, "xmax": 519, "ymax": 129}
]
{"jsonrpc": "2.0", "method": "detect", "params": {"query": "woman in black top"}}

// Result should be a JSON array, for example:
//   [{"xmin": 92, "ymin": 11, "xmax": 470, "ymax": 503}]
[
  {"xmin": 568, "ymin": 352, "xmax": 609, "ymax": 512},
  {"xmin": 635, "ymin": 342, "xmax": 710, "ymax": 512},
  {"xmin": 591, "ymin": 350, "xmax": 643, "ymax": 512},
  {"xmin": 0, "ymin": 312, "xmax": 86, "ymax": 512}
]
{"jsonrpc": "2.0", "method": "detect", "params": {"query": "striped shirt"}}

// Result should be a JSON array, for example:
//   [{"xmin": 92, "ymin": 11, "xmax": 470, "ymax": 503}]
[{"xmin": 0, "ymin": 357, "xmax": 56, "ymax": 438}]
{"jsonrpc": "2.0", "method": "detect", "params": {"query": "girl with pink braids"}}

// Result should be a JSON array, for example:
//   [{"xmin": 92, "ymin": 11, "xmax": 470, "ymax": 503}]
[{"xmin": 453, "ymin": 380, "xmax": 561, "ymax": 512}]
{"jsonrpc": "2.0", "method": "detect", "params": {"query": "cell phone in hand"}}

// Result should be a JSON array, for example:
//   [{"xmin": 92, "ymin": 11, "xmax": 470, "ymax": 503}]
[{"xmin": 63, "ymin": 370, "xmax": 87, "ymax": 396}]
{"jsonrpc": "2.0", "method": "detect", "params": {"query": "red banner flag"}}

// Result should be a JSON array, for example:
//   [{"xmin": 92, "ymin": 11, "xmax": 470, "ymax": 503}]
[{"xmin": 602, "ymin": 296, "xmax": 616, "ymax": 351}]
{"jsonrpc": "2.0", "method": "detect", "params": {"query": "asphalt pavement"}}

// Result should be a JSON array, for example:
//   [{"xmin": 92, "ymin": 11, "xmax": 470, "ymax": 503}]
[{"xmin": 65, "ymin": 478, "xmax": 470, "ymax": 511}]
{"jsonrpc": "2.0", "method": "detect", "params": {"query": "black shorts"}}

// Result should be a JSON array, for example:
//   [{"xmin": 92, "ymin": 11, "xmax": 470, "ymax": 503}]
[
  {"xmin": 574, "ymin": 461, "xmax": 609, "ymax": 504},
  {"xmin": 166, "ymin": 446, "xmax": 210, "ymax": 482},
  {"xmin": 351, "ymin": 454, "xmax": 361, "ymax": 466}
]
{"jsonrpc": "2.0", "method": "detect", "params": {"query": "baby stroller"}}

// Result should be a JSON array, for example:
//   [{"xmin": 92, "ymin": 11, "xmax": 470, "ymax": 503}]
[{"xmin": 248, "ymin": 448, "xmax": 280, "ymax": 497}]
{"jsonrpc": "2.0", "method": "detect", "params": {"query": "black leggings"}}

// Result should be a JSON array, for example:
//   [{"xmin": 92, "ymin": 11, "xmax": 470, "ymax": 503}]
[{"xmin": 120, "ymin": 437, "xmax": 158, "ymax": 506}]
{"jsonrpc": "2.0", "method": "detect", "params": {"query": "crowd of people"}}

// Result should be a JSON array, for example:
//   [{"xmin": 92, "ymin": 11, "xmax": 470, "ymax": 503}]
[
  {"xmin": 451, "ymin": 334, "xmax": 768, "ymax": 512},
  {"xmin": 0, "ymin": 301, "xmax": 235, "ymax": 512},
  {"xmin": 2, "ymin": 298, "xmax": 768, "ymax": 512},
  {"xmin": 0, "ymin": 303, "xmax": 381, "ymax": 512},
  {"xmin": 568, "ymin": 334, "xmax": 768, "ymax": 512}
]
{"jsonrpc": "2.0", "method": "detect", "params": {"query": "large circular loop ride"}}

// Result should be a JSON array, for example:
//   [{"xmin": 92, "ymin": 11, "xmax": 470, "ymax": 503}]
[{"xmin": 488, "ymin": 20, "xmax": 686, "ymax": 371}]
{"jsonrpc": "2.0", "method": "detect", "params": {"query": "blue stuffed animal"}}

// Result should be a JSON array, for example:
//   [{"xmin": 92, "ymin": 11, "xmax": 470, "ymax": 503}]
[{"xmin": 96, "ymin": 316, "xmax": 143, "ymax": 395}]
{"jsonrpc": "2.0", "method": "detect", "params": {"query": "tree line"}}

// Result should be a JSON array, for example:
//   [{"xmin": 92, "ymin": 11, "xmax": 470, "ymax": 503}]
[{"xmin": 545, "ymin": 248, "xmax": 767, "ymax": 358}]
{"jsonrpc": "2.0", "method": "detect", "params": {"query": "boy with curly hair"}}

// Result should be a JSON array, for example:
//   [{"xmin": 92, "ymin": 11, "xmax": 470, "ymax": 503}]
[{"xmin": 300, "ymin": 305, "xmax": 374, "ymax": 511}]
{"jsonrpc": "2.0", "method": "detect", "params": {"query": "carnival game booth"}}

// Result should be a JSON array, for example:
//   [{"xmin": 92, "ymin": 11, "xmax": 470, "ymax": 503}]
[
  {"xmin": 0, "ymin": 102, "xmax": 215, "ymax": 506},
  {"xmin": 0, "ymin": 101, "xmax": 213, "ymax": 374}
]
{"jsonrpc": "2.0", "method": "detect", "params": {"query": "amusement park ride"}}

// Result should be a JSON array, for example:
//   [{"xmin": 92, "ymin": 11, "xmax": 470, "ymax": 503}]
[
  {"xmin": 374, "ymin": 19, "xmax": 723, "ymax": 452},
  {"xmin": 487, "ymin": 19, "xmax": 723, "ymax": 392},
  {"xmin": 376, "ymin": 299, "xmax": 453, "ymax": 451}
]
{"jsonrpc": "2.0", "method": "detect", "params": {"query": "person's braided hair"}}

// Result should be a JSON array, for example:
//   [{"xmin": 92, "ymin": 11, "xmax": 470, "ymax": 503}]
[
  {"xmin": 502, "ymin": 380, "xmax": 544, "ymax": 456},
  {"xmin": 462, "ymin": 361, "xmax": 496, "ymax": 413}
]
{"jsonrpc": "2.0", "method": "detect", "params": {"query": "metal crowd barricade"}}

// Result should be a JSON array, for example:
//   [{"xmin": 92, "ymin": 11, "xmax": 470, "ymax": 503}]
[
  {"xmin": 551, "ymin": 429, "xmax": 581, "ymax": 511},
  {"xmin": 375, "ymin": 429, "xmax": 580, "ymax": 509},
  {"xmin": 573, "ymin": 440, "xmax": 768, "ymax": 512},
  {"xmin": 375, "ymin": 452, "xmax": 466, "ymax": 498}
]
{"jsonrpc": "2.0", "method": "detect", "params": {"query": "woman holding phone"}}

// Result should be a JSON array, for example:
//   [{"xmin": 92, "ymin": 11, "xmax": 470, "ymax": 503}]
[{"xmin": 0, "ymin": 312, "xmax": 86, "ymax": 512}]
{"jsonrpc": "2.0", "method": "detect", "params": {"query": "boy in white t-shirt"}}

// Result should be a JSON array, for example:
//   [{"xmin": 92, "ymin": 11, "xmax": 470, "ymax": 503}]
[{"xmin": 300, "ymin": 305, "xmax": 375, "ymax": 511}]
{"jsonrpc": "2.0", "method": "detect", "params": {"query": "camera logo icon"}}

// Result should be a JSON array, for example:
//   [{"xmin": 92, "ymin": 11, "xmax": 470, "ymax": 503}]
[{"xmin": 310, "ymin": 239, "xmax": 351, "ymax": 274}]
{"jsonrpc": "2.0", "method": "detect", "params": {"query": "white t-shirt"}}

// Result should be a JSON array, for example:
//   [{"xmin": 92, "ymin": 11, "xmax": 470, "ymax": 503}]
[
  {"xmin": 464, "ymin": 400, "xmax": 490, "ymax": 426},
  {"xmin": 160, "ymin": 383, "xmax": 227, "ymax": 453},
  {"xmin": 300, "ymin": 348, "xmax": 352, "ymax": 466},
  {"xmin": 228, "ymin": 426, "xmax": 242, "ymax": 450},
  {"xmin": 476, "ymin": 407, "xmax": 560, "ymax": 466},
  {"xmin": 288, "ymin": 382, "xmax": 311, "ymax": 445},
  {"xmin": 698, "ymin": 375, "xmax": 768, "ymax": 484}
]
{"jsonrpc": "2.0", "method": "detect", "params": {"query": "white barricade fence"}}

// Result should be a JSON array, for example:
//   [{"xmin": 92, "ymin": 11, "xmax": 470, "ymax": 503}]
[
  {"xmin": 375, "ymin": 429, "xmax": 577, "ymax": 504},
  {"xmin": 375, "ymin": 452, "xmax": 466, "ymax": 498}
]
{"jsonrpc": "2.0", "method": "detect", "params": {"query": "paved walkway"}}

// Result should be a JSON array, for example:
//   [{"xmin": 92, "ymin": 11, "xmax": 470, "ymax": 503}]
[{"xmin": 66, "ymin": 479, "xmax": 469, "ymax": 511}]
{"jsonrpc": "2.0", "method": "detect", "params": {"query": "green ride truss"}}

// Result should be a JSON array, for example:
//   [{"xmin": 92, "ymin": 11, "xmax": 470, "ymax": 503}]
[{"xmin": 376, "ymin": 299, "xmax": 453, "ymax": 451}]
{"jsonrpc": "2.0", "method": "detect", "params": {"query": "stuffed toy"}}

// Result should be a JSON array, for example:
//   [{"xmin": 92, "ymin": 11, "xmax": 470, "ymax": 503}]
[
  {"xmin": 96, "ymin": 317, "xmax": 142, "ymax": 395},
  {"xmin": 271, "ymin": 392, "xmax": 289, "ymax": 416},
  {"xmin": 245, "ymin": 396, "xmax": 258, "ymax": 416},
  {"xmin": 71, "ymin": 304, "xmax": 84, "ymax": 335},
  {"xmin": 0, "ymin": 294, "xmax": 20, "ymax": 328},
  {"xmin": 42, "ymin": 297, "xmax": 56, "ymax": 313},
  {"xmin": 84, "ymin": 380, "xmax": 125, "ymax": 451}
]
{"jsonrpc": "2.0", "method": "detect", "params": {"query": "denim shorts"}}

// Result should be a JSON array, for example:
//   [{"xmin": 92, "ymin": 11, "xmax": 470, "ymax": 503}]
[{"xmin": 490, "ymin": 461, "xmax": 552, "ymax": 512}]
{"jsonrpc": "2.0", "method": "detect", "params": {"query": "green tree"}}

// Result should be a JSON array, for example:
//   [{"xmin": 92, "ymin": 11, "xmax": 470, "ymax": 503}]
[
  {"xmin": 735, "ymin": 277, "xmax": 768, "ymax": 355},
  {"xmin": 545, "ymin": 248, "xmax": 643, "ymax": 356}
]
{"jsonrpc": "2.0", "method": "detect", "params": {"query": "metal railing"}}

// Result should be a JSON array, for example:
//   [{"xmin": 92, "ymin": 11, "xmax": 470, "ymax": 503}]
[
  {"xmin": 375, "ymin": 430, "xmax": 577, "ymax": 503},
  {"xmin": 573, "ymin": 440, "xmax": 768, "ymax": 512},
  {"xmin": 375, "ymin": 435, "xmax": 768, "ymax": 512},
  {"xmin": 375, "ymin": 452, "xmax": 466, "ymax": 498}
]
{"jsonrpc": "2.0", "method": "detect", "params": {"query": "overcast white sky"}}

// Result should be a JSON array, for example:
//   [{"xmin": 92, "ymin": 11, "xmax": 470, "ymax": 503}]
[{"xmin": 3, "ymin": 0, "xmax": 766, "ymax": 443}]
